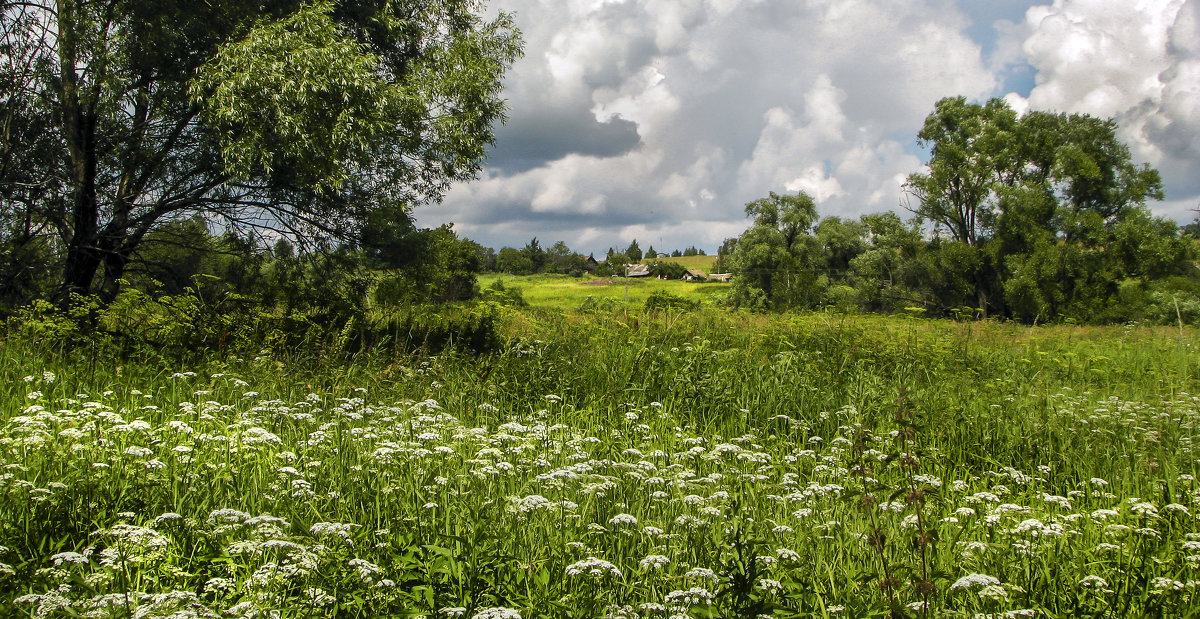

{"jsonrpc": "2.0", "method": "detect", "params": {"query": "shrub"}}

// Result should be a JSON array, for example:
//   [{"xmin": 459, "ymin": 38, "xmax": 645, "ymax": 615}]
[{"xmin": 643, "ymin": 291, "xmax": 698, "ymax": 312}]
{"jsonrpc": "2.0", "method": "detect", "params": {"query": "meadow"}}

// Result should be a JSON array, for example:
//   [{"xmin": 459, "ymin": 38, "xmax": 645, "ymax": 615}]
[
  {"xmin": 481, "ymin": 274, "xmax": 728, "ymax": 311},
  {"xmin": 1, "ymin": 303, "xmax": 1199, "ymax": 618}
]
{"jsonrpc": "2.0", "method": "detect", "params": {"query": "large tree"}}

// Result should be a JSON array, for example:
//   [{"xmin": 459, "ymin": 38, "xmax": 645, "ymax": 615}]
[
  {"xmin": 727, "ymin": 191, "xmax": 823, "ymax": 310},
  {"xmin": 904, "ymin": 96, "xmax": 1175, "ymax": 319},
  {"xmin": 0, "ymin": 0, "xmax": 520, "ymax": 301},
  {"xmin": 904, "ymin": 97, "xmax": 1163, "ymax": 246}
]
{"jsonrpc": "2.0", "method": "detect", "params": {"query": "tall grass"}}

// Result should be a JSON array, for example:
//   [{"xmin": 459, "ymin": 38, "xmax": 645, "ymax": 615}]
[{"xmin": 1, "ymin": 308, "xmax": 1198, "ymax": 617}]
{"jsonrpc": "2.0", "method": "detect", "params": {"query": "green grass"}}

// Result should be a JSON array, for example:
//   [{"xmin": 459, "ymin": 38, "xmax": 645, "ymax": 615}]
[
  {"xmin": 1, "ymin": 307, "xmax": 1199, "ymax": 617},
  {"xmin": 640, "ymin": 255, "xmax": 718, "ymax": 271},
  {"xmin": 483, "ymin": 273, "xmax": 730, "ymax": 311}
]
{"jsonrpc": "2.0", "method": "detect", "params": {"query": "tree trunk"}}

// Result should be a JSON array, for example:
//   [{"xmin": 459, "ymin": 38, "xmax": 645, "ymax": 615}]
[
  {"xmin": 54, "ymin": 0, "xmax": 102, "ymax": 304},
  {"xmin": 98, "ymin": 250, "xmax": 129, "ymax": 302},
  {"xmin": 57, "ymin": 114, "xmax": 101, "ymax": 302}
]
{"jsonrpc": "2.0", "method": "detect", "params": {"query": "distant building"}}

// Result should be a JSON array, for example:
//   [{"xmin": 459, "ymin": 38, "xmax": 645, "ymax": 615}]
[
  {"xmin": 585, "ymin": 253, "xmax": 599, "ymax": 274},
  {"xmin": 625, "ymin": 264, "xmax": 651, "ymax": 277},
  {"xmin": 682, "ymin": 269, "xmax": 707, "ymax": 282},
  {"xmin": 707, "ymin": 273, "xmax": 732, "ymax": 282}
]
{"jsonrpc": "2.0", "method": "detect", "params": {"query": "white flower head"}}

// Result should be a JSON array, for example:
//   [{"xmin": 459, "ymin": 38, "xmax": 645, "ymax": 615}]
[
  {"xmin": 951, "ymin": 573, "xmax": 1001, "ymax": 591},
  {"xmin": 565, "ymin": 557, "xmax": 622, "ymax": 579}
]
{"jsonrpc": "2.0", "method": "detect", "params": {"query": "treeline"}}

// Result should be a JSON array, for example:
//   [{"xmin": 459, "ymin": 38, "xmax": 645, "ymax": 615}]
[
  {"xmin": 4, "ymin": 93, "xmax": 1198, "ymax": 327},
  {"xmin": 719, "ymin": 97, "xmax": 1200, "ymax": 324},
  {"xmin": 0, "ymin": 215, "xmax": 712, "ymax": 317},
  {"xmin": 480, "ymin": 238, "xmax": 706, "ymax": 277}
]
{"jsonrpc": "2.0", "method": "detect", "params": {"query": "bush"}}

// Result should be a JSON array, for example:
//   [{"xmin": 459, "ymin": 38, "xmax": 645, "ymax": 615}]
[
  {"xmin": 579, "ymin": 295, "xmax": 624, "ymax": 314},
  {"xmin": 647, "ymin": 260, "xmax": 688, "ymax": 280},
  {"xmin": 643, "ymin": 291, "xmax": 698, "ymax": 312},
  {"xmin": 479, "ymin": 279, "xmax": 528, "ymax": 307}
]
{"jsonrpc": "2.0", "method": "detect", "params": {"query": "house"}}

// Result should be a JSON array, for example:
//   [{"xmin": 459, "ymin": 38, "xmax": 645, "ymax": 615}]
[
  {"xmin": 682, "ymin": 269, "xmax": 707, "ymax": 281},
  {"xmin": 585, "ymin": 253, "xmax": 599, "ymax": 275},
  {"xmin": 707, "ymin": 273, "xmax": 732, "ymax": 282},
  {"xmin": 625, "ymin": 264, "xmax": 651, "ymax": 277}
]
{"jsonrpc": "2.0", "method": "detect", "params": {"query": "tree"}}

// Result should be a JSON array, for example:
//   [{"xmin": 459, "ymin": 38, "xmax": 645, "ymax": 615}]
[
  {"xmin": 521, "ymin": 237, "xmax": 547, "ymax": 273},
  {"xmin": 1, "ymin": 0, "xmax": 521, "ymax": 302},
  {"xmin": 645, "ymin": 246, "xmax": 658, "ymax": 259},
  {"xmin": 903, "ymin": 97, "xmax": 1018, "ymax": 246},
  {"xmin": 713, "ymin": 237, "xmax": 737, "ymax": 274},
  {"xmin": 814, "ymin": 216, "xmax": 867, "ymax": 281},
  {"xmin": 848, "ymin": 212, "xmax": 926, "ymax": 312},
  {"xmin": 546, "ymin": 240, "xmax": 573, "ymax": 273},
  {"xmin": 905, "ymin": 96, "xmax": 1167, "ymax": 318},
  {"xmin": 496, "ymin": 247, "xmax": 532, "ymax": 275},
  {"xmin": 374, "ymin": 225, "xmax": 481, "ymax": 305},
  {"xmin": 727, "ymin": 191, "xmax": 823, "ymax": 310},
  {"xmin": 647, "ymin": 260, "xmax": 687, "ymax": 280},
  {"xmin": 625, "ymin": 239, "xmax": 643, "ymax": 262}
]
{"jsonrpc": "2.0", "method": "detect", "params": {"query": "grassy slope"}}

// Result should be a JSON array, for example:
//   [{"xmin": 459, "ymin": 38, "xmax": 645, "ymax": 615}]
[
  {"xmin": 640, "ymin": 254, "xmax": 718, "ymax": 271},
  {"xmin": 482, "ymin": 273, "xmax": 730, "ymax": 311}
]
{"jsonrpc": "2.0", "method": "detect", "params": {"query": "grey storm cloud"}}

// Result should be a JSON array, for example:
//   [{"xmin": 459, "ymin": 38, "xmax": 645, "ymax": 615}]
[
  {"xmin": 420, "ymin": 0, "xmax": 1200, "ymax": 254},
  {"xmin": 487, "ymin": 110, "xmax": 641, "ymax": 175}
]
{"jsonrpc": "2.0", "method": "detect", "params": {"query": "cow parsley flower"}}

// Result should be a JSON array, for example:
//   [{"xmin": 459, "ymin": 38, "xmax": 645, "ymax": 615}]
[
  {"xmin": 609, "ymin": 513, "xmax": 637, "ymax": 526},
  {"xmin": 664, "ymin": 587, "xmax": 715, "ymax": 608},
  {"xmin": 471, "ymin": 608, "xmax": 522, "ymax": 619},
  {"xmin": 566, "ymin": 557, "xmax": 622, "ymax": 579},
  {"xmin": 951, "ymin": 573, "xmax": 1000, "ymax": 591},
  {"xmin": 639, "ymin": 555, "xmax": 670, "ymax": 570}
]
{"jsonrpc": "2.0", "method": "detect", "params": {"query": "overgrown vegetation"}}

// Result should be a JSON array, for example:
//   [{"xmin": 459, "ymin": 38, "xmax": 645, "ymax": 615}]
[
  {"xmin": 718, "ymin": 98, "xmax": 1200, "ymax": 323},
  {"xmin": 2, "ymin": 303, "xmax": 1198, "ymax": 617}
]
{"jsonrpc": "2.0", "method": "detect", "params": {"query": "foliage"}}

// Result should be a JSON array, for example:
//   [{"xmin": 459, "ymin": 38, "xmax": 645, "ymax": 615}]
[
  {"xmin": 647, "ymin": 260, "xmax": 688, "ymax": 280},
  {"xmin": 902, "ymin": 96, "xmax": 1179, "ymax": 319},
  {"xmin": 373, "ymin": 225, "xmax": 481, "ymax": 306},
  {"xmin": 726, "ymin": 191, "xmax": 825, "ymax": 311},
  {"xmin": 643, "ymin": 290, "xmax": 698, "ymax": 312},
  {"xmin": 1, "ymin": 310, "xmax": 1199, "ymax": 616},
  {"xmin": 578, "ymin": 295, "xmax": 625, "ymax": 314},
  {"xmin": 1, "ymin": 0, "xmax": 521, "ymax": 300},
  {"xmin": 625, "ymin": 239, "xmax": 643, "ymax": 262},
  {"xmin": 479, "ymin": 279, "xmax": 529, "ymax": 307}
]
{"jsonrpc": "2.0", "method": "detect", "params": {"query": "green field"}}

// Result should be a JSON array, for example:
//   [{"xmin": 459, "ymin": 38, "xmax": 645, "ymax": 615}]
[
  {"xmin": 483, "ymin": 273, "xmax": 730, "ymax": 311},
  {"xmin": 2, "ymin": 304, "xmax": 1199, "ymax": 617},
  {"xmin": 641, "ymin": 255, "xmax": 719, "ymax": 271}
]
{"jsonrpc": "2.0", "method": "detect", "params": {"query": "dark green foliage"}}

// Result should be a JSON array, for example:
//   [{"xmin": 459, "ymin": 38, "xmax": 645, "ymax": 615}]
[
  {"xmin": 521, "ymin": 238, "xmax": 548, "ymax": 274},
  {"xmin": 373, "ymin": 225, "xmax": 482, "ymax": 306},
  {"xmin": 625, "ymin": 239, "xmax": 643, "ymax": 262},
  {"xmin": 899, "ymin": 96, "xmax": 1185, "ymax": 321},
  {"xmin": 495, "ymin": 247, "xmax": 532, "ymax": 275},
  {"xmin": 726, "ymin": 191, "xmax": 825, "ymax": 311},
  {"xmin": 643, "ymin": 290, "xmax": 698, "ymax": 312},
  {"xmin": 479, "ymin": 279, "xmax": 528, "ymax": 307},
  {"xmin": 647, "ymin": 260, "xmax": 688, "ymax": 280},
  {"xmin": 2, "ymin": 0, "xmax": 521, "ymax": 300}
]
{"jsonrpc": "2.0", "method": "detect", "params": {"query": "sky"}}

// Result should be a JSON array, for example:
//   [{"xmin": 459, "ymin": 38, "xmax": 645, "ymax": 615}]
[{"xmin": 418, "ymin": 0, "xmax": 1200, "ymax": 255}]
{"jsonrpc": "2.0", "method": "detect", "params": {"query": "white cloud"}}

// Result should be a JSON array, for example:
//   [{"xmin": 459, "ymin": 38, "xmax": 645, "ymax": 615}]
[
  {"xmin": 419, "ymin": 0, "xmax": 1053, "ymax": 253},
  {"xmin": 1018, "ymin": 0, "xmax": 1200, "ymax": 201}
]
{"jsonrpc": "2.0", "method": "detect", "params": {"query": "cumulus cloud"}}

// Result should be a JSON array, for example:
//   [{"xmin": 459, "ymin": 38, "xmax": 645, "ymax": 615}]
[
  {"xmin": 1012, "ymin": 0, "xmax": 1200, "ymax": 214},
  {"xmin": 420, "ymin": 1, "xmax": 1028, "ymax": 253}
]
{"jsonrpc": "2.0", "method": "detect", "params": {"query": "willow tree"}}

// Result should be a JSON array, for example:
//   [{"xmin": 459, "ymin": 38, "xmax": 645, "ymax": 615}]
[
  {"xmin": 904, "ymin": 96, "xmax": 1172, "ymax": 319},
  {"xmin": 0, "ymin": 0, "xmax": 521, "ymax": 301}
]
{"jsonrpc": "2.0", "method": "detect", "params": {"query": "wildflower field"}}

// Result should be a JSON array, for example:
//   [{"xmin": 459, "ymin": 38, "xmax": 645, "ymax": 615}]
[{"xmin": 2, "ymin": 309, "xmax": 1199, "ymax": 618}]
